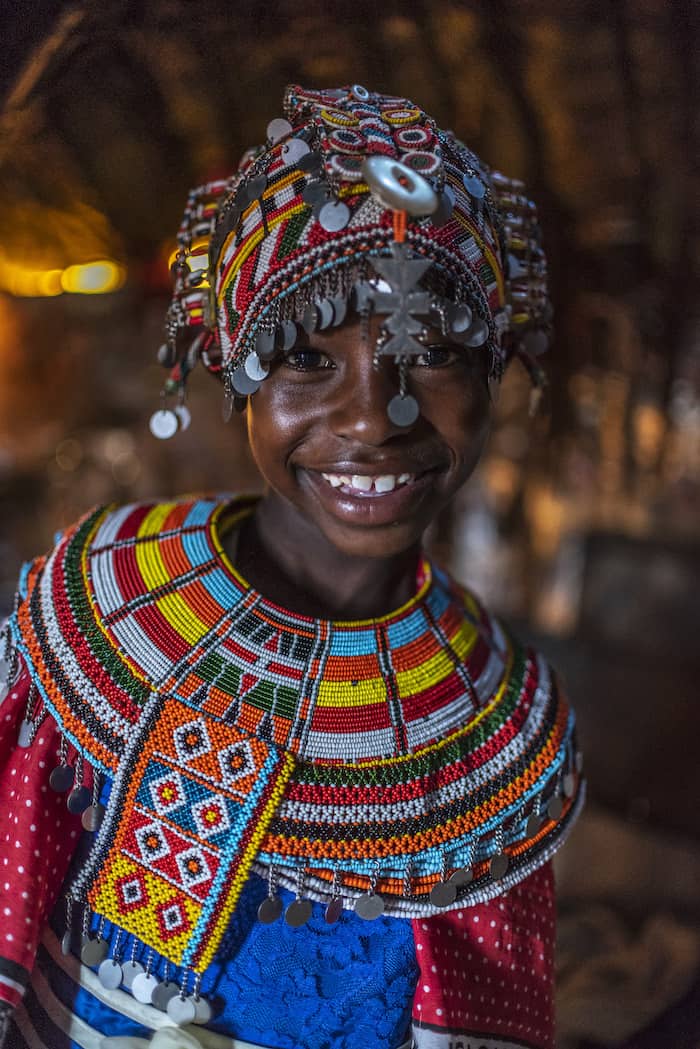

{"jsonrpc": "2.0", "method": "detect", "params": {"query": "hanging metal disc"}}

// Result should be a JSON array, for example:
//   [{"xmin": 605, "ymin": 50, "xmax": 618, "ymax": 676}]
[
  {"xmin": 317, "ymin": 299, "xmax": 335, "ymax": 329},
  {"xmin": 318, "ymin": 200, "xmax": 351, "ymax": 232},
  {"xmin": 167, "ymin": 995, "xmax": 197, "ymax": 1026},
  {"xmin": 98, "ymin": 958, "xmax": 123, "ymax": 990},
  {"xmin": 257, "ymin": 895, "xmax": 283, "ymax": 924},
  {"xmin": 267, "ymin": 117, "xmax": 293, "ymax": 143},
  {"xmin": 131, "ymin": 971, "xmax": 160, "ymax": 1004},
  {"xmin": 302, "ymin": 182, "xmax": 329, "ymax": 206},
  {"xmin": 80, "ymin": 937, "xmax": 109, "ymax": 966},
  {"xmin": 298, "ymin": 151, "xmax": 323, "ymax": 173},
  {"xmin": 66, "ymin": 785, "xmax": 91, "ymax": 815},
  {"xmin": 174, "ymin": 405, "xmax": 191, "ymax": 432},
  {"xmin": 449, "ymin": 867, "xmax": 473, "ymax": 887},
  {"xmin": 149, "ymin": 409, "xmax": 179, "ymax": 440},
  {"xmin": 463, "ymin": 174, "xmax": 486, "ymax": 199},
  {"xmin": 463, "ymin": 318, "xmax": 489, "ymax": 347},
  {"xmin": 156, "ymin": 343, "xmax": 176, "ymax": 367},
  {"xmin": 120, "ymin": 959, "xmax": 145, "ymax": 989},
  {"xmin": 355, "ymin": 893, "xmax": 385, "ymax": 921},
  {"xmin": 256, "ymin": 328, "xmax": 277, "ymax": 360},
  {"xmin": 448, "ymin": 303, "xmax": 473, "ymax": 333},
  {"xmin": 49, "ymin": 764, "xmax": 74, "ymax": 793},
  {"xmin": 190, "ymin": 994, "xmax": 213, "ymax": 1025},
  {"xmin": 547, "ymin": 795, "xmax": 564, "ymax": 821},
  {"xmin": 244, "ymin": 353, "xmax": 270, "ymax": 382},
  {"xmin": 526, "ymin": 813, "xmax": 543, "ymax": 838},
  {"xmin": 489, "ymin": 852, "xmax": 510, "ymax": 880},
  {"xmin": 330, "ymin": 296, "xmax": 347, "ymax": 327},
  {"xmin": 61, "ymin": 930, "xmax": 73, "ymax": 956},
  {"xmin": 387, "ymin": 394, "xmax": 420, "ymax": 427},
  {"xmin": 301, "ymin": 304, "xmax": 318, "ymax": 335},
  {"xmin": 282, "ymin": 138, "xmax": 311, "ymax": 165},
  {"xmin": 278, "ymin": 319, "xmax": 298, "ymax": 352},
  {"xmin": 231, "ymin": 366, "xmax": 261, "ymax": 396},
  {"xmin": 285, "ymin": 898, "xmax": 313, "ymax": 928},
  {"xmin": 152, "ymin": 979, "xmax": 179, "ymax": 1012},
  {"xmin": 17, "ymin": 719, "xmax": 33, "ymax": 748},
  {"xmin": 429, "ymin": 881, "xmax": 457, "ymax": 908},
  {"xmin": 247, "ymin": 174, "xmax": 268, "ymax": 200},
  {"xmin": 324, "ymin": 897, "xmax": 343, "ymax": 924},
  {"xmin": 563, "ymin": 772, "xmax": 576, "ymax": 799},
  {"xmin": 81, "ymin": 803, "xmax": 105, "ymax": 832}
]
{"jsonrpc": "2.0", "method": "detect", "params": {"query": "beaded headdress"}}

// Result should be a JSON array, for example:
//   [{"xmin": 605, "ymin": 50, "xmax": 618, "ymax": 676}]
[{"xmin": 150, "ymin": 84, "xmax": 551, "ymax": 438}]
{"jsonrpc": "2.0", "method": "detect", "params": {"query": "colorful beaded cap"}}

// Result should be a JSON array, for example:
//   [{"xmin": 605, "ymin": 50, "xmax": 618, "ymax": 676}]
[
  {"xmin": 163, "ymin": 84, "xmax": 550, "ymax": 409},
  {"xmin": 8, "ymin": 497, "xmax": 583, "ymax": 970}
]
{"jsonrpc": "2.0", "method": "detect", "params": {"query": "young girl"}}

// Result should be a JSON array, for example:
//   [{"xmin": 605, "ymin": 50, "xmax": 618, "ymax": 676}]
[{"xmin": 0, "ymin": 84, "xmax": 583, "ymax": 1049}]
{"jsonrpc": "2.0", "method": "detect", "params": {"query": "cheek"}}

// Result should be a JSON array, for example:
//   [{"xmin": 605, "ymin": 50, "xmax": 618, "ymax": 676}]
[
  {"xmin": 244, "ymin": 386, "xmax": 311, "ymax": 481},
  {"xmin": 430, "ymin": 385, "xmax": 491, "ymax": 479}
]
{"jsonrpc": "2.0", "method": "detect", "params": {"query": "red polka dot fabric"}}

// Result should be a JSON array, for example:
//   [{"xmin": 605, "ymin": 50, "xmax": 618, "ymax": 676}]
[
  {"xmin": 411, "ymin": 862, "xmax": 555, "ymax": 1048},
  {"xmin": 0, "ymin": 659, "xmax": 84, "ymax": 1012}
]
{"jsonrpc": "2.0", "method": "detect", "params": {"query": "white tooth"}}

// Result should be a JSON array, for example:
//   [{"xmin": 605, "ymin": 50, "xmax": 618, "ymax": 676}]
[
  {"xmin": 398, "ymin": 473, "xmax": 412, "ymax": 484},
  {"xmin": 374, "ymin": 475, "xmax": 396, "ymax": 493},
  {"xmin": 339, "ymin": 475, "xmax": 352, "ymax": 486},
  {"xmin": 327, "ymin": 474, "xmax": 343, "ymax": 487},
  {"xmin": 351, "ymin": 474, "xmax": 373, "ymax": 491}
]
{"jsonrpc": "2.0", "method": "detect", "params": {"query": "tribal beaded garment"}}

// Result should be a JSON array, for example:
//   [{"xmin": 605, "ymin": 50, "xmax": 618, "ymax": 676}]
[{"xmin": 6, "ymin": 497, "xmax": 583, "ymax": 971}]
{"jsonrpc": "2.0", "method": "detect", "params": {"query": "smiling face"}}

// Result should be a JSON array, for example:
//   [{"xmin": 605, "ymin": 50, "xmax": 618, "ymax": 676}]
[{"xmin": 245, "ymin": 314, "xmax": 492, "ymax": 561}]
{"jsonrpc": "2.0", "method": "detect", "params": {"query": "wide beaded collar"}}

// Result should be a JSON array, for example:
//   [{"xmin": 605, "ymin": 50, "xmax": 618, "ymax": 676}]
[{"xmin": 10, "ymin": 496, "xmax": 584, "ymax": 972}]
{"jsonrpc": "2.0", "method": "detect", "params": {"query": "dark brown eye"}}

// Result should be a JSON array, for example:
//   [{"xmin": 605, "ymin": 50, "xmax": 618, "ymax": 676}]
[
  {"xmin": 283, "ymin": 348, "xmax": 334, "ymax": 371},
  {"xmin": 412, "ymin": 345, "xmax": 460, "ymax": 368}
]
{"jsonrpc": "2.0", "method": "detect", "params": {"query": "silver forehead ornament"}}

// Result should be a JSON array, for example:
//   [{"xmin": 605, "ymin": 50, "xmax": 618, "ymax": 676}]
[{"xmin": 361, "ymin": 157, "xmax": 440, "ymax": 427}]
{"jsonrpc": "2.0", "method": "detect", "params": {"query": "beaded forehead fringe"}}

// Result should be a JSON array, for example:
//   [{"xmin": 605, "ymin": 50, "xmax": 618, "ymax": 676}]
[
  {"xmin": 154, "ymin": 84, "xmax": 550, "ymax": 434},
  {"xmin": 2, "ymin": 496, "xmax": 584, "ymax": 988}
]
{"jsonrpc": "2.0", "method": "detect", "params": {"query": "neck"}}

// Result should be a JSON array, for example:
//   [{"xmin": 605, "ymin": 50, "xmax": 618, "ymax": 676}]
[{"xmin": 231, "ymin": 495, "xmax": 423, "ymax": 620}]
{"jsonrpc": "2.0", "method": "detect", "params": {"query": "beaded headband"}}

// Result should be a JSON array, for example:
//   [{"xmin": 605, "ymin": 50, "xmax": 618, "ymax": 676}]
[{"xmin": 150, "ymin": 84, "xmax": 551, "ymax": 439}]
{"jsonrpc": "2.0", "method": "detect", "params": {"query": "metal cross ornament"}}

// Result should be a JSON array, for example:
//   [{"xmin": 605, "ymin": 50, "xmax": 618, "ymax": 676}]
[{"xmin": 369, "ymin": 242, "xmax": 433, "ymax": 359}]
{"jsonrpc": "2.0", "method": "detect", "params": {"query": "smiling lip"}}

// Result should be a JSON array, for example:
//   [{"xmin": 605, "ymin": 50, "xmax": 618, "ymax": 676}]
[{"xmin": 300, "ymin": 466, "xmax": 441, "ymax": 526}]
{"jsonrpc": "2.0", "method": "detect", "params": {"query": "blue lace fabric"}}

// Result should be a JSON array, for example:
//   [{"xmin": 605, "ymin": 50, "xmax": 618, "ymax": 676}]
[{"xmin": 38, "ymin": 779, "xmax": 419, "ymax": 1049}]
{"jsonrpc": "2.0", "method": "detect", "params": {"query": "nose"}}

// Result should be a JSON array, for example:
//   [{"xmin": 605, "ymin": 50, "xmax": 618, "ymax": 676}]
[{"xmin": 327, "ymin": 358, "xmax": 415, "ymax": 445}]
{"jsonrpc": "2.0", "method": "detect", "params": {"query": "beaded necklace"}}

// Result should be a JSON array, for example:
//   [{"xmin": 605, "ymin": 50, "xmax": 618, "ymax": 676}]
[{"xmin": 6, "ymin": 496, "xmax": 583, "ymax": 978}]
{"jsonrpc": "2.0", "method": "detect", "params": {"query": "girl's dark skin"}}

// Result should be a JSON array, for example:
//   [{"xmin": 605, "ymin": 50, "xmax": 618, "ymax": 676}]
[{"xmin": 229, "ymin": 314, "xmax": 491, "ymax": 620}]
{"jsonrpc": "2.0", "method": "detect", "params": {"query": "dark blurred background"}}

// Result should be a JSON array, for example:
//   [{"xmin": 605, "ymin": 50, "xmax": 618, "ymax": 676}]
[{"xmin": 1, "ymin": 2, "xmax": 698, "ymax": 1044}]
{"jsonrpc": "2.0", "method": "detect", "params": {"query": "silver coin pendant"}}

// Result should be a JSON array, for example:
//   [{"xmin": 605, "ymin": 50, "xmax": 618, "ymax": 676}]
[
  {"xmin": 82, "ymin": 803, "xmax": 105, "ymax": 832},
  {"xmin": 449, "ymin": 867, "xmax": 473, "ymax": 887},
  {"xmin": 49, "ymin": 764, "xmax": 74, "ymax": 793},
  {"xmin": 149, "ymin": 409, "xmax": 179, "ymax": 440},
  {"xmin": 190, "ymin": 994, "xmax": 213, "ymax": 1024},
  {"xmin": 318, "ymin": 201, "xmax": 350, "ymax": 232},
  {"xmin": 430, "ymin": 881, "xmax": 457, "ymax": 908},
  {"xmin": 324, "ymin": 897, "xmax": 343, "ymax": 924},
  {"xmin": 98, "ymin": 958, "xmax": 123, "ymax": 990},
  {"xmin": 131, "ymin": 970, "xmax": 160, "ymax": 1004},
  {"xmin": 120, "ymin": 959, "xmax": 145, "ymax": 989},
  {"xmin": 285, "ymin": 898, "xmax": 312, "ymax": 928},
  {"xmin": 526, "ymin": 813, "xmax": 543, "ymax": 838},
  {"xmin": 67, "ymin": 785, "xmax": 91, "ymax": 815},
  {"xmin": 490, "ymin": 852, "xmax": 510, "ymax": 881},
  {"xmin": 387, "ymin": 394, "xmax": 420, "ymax": 427},
  {"xmin": 167, "ymin": 994, "xmax": 197, "ymax": 1026},
  {"xmin": 151, "ymin": 979, "xmax": 179, "ymax": 1012},
  {"xmin": 17, "ymin": 719, "xmax": 33, "ymax": 748},
  {"xmin": 547, "ymin": 795, "xmax": 564, "ymax": 821},
  {"xmin": 355, "ymin": 893, "xmax": 385, "ymax": 921},
  {"xmin": 80, "ymin": 937, "xmax": 109, "ymax": 966},
  {"xmin": 257, "ymin": 895, "xmax": 283, "ymax": 924}
]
